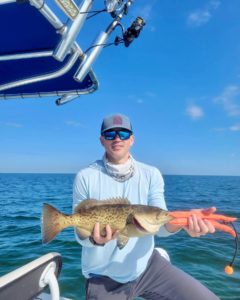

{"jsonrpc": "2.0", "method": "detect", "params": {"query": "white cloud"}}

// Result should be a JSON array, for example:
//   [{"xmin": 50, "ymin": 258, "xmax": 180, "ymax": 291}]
[
  {"xmin": 137, "ymin": 98, "xmax": 144, "ymax": 104},
  {"xmin": 188, "ymin": 11, "xmax": 211, "ymax": 27},
  {"xmin": 213, "ymin": 127, "xmax": 226, "ymax": 132},
  {"xmin": 0, "ymin": 122, "xmax": 23, "ymax": 128},
  {"xmin": 145, "ymin": 91, "xmax": 157, "ymax": 98},
  {"xmin": 140, "ymin": 4, "xmax": 153, "ymax": 21},
  {"xmin": 187, "ymin": 0, "xmax": 221, "ymax": 27},
  {"xmin": 127, "ymin": 94, "xmax": 144, "ymax": 104},
  {"xmin": 214, "ymin": 85, "xmax": 240, "ymax": 116},
  {"xmin": 65, "ymin": 120, "xmax": 85, "ymax": 127},
  {"xmin": 127, "ymin": 95, "xmax": 136, "ymax": 99},
  {"xmin": 132, "ymin": 0, "xmax": 156, "ymax": 22},
  {"xmin": 229, "ymin": 124, "xmax": 240, "ymax": 131},
  {"xmin": 128, "ymin": 91, "xmax": 157, "ymax": 104},
  {"xmin": 210, "ymin": 0, "xmax": 221, "ymax": 10},
  {"xmin": 213, "ymin": 124, "xmax": 240, "ymax": 132},
  {"xmin": 149, "ymin": 26, "xmax": 156, "ymax": 32},
  {"xmin": 186, "ymin": 104, "xmax": 204, "ymax": 120}
]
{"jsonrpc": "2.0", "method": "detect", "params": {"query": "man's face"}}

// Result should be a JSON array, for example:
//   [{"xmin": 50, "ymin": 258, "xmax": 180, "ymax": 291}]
[{"xmin": 100, "ymin": 128, "xmax": 134, "ymax": 164}]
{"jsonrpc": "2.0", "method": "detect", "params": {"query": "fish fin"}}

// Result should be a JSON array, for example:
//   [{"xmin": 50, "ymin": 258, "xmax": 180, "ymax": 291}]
[
  {"xmin": 76, "ymin": 227, "xmax": 91, "ymax": 240},
  {"xmin": 117, "ymin": 235, "xmax": 129, "ymax": 249},
  {"xmin": 104, "ymin": 197, "xmax": 130, "ymax": 205},
  {"xmin": 42, "ymin": 203, "xmax": 67, "ymax": 244},
  {"xmin": 74, "ymin": 199, "xmax": 100, "ymax": 212},
  {"xmin": 74, "ymin": 197, "xmax": 130, "ymax": 212}
]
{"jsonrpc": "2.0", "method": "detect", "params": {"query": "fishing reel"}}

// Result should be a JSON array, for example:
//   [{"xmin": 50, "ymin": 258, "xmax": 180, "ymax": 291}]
[
  {"xmin": 74, "ymin": 0, "xmax": 145, "ymax": 83},
  {"xmin": 115, "ymin": 16, "xmax": 146, "ymax": 47}
]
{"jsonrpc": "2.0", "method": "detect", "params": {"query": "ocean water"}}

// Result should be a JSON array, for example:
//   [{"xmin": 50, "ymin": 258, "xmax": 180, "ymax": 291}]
[{"xmin": 0, "ymin": 174, "xmax": 239, "ymax": 300}]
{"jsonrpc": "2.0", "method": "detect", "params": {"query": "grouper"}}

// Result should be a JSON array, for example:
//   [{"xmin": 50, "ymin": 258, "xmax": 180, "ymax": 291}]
[
  {"xmin": 42, "ymin": 198, "xmax": 173, "ymax": 249},
  {"xmin": 42, "ymin": 199, "xmax": 238, "ymax": 274}
]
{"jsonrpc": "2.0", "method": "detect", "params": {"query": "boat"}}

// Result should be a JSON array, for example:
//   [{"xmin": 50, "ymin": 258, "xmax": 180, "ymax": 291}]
[
  {"xmin": 0, "ymin": 249, "xmax": 170, "ymax": 300},
  {"xmin": 0, "ymin": 252, "xmax": 69, "ymax": 300}
]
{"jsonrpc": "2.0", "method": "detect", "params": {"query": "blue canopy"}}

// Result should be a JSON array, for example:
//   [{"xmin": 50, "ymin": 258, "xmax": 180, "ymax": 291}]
[{"xmin": 0, "ymin": 0, "xmax": 98, "ymax": 104}]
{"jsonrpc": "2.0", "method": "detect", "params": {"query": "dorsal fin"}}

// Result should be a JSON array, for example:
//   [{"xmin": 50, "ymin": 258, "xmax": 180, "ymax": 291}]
[{"xmin": 74, "ymin": 197, "xmax": 130, "ymax": 213}]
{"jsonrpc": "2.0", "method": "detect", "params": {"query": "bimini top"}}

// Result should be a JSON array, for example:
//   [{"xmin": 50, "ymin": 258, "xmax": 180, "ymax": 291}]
[
  {"xmin": 0, "ymin": 0, "xmax": 99, "ymax": 105},
  {"xmin": 0, "ymin": 0, "xmax": 145, "ymax": 105}
]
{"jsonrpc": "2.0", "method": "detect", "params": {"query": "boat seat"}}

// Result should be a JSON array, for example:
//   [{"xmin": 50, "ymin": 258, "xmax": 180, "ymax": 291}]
[{"xmin": 0, "ymin": 252, "xmax": 66, "ymax": 300}]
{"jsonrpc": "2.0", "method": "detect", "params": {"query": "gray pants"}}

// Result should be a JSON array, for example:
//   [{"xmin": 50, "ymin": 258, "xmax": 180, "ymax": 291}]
[{"xmin": 85, "ymin": 250, "xmax": 220, "ymax": 300}]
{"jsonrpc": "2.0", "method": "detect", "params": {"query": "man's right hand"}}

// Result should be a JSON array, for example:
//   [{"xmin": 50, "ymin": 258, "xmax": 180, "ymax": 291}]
[{"xmin": 91, "ymin": 223, "xmax": 119, "ymax": 245}]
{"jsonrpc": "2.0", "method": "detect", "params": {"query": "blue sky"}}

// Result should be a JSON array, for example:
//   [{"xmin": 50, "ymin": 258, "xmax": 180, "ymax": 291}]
[{"xmin": 1, "ymin": 0, "xmax": 240, "ymax": 175}]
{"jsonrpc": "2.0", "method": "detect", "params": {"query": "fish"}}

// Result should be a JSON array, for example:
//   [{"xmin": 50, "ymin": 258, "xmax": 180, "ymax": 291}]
[
  {"xmin": 42, "ymin": 198, "xmax": 173, "ymax": 249},
  {"xmin": 42, "ymin": 198, "xmax": 237, "ymax": 249}
]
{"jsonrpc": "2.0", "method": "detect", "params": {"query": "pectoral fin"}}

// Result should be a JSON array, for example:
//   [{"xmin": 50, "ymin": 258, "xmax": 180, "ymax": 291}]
[
  {"xmin": 117, "ymin": 235, "xmax": 129, "ymax": 249},
  {"xmin": 76, "ymin": 227, "xmax": 90, "ymax": 240}
]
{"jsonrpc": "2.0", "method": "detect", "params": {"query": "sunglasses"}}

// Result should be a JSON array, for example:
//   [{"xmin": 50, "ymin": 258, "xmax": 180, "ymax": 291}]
[{"xmin": 102, "ymin": 130, "xmax": 132, "ymax": 141}]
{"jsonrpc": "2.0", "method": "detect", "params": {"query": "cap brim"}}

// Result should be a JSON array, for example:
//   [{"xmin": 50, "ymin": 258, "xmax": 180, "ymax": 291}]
[{"xmin": 101, "ymin": 126, "xmax": 132, "ymax": 133}]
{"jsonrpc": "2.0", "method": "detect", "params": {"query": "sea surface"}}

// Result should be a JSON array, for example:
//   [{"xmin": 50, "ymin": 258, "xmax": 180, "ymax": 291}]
[{"xmin": 0, "ymin": 174, "xmax": 239, "ymax": 300}]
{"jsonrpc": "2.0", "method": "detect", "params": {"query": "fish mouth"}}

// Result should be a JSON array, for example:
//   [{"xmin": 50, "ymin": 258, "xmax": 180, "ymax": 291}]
[{"xmin": 133, "ymin": 217, "xmax": 148, "ymax": 232}]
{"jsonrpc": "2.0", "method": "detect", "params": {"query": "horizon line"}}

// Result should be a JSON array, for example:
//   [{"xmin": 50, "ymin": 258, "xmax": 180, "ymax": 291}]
[{"xmin": 0, "ymin": 172, "xmax": 239, "ymax": 177}]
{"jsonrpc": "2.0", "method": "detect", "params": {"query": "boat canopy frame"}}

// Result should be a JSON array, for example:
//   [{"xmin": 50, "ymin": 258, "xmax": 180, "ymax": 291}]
[
  {"xmin": 0, "ymin": 0, "xmax": 99, "ymax": 105},
  {"xmin": 0, "ymin": 0, "xmax": 138, "ymax": 105}
]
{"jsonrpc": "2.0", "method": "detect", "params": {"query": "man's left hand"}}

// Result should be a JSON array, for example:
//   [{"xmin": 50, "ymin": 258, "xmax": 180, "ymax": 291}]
[
  {"xmin": 165, "ymin": 207, "xmax": 217, "ymax": 237},
  {"xmin": 184, "ymin": 207, "xmax": 216, "ymax": 237}
]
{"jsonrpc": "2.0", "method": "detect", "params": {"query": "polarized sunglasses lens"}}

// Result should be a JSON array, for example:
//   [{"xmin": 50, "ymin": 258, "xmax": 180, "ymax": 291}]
[
  {"xmin": 119, "ymin": 131, "xmax": 131, "ymax": 140},
  {"xmin": 103, "ymin": 131, "xmax": 117, "ymax": 140}
]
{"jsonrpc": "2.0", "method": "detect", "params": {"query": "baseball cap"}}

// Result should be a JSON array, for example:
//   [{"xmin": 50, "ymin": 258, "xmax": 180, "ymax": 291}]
[{"xmin": 101, "ymin": 114, "xmax": 133, "ymax": 133}]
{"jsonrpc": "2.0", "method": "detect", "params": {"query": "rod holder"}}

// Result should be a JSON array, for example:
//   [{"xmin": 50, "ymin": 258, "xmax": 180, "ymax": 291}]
[
  {"xmin": 74, "ymin": 0, "xmax": 133, "ymax": 82},
  {"xmin": 74, "ymin": 32, "xmax": 108, "ymax": 82},
  {"xmin": 54, "ymin": 0, "xmax": 93, "ymax": 62},
  {"xmin": 56, "ymin": 94, "xmax": 79, "ymax": 105}
]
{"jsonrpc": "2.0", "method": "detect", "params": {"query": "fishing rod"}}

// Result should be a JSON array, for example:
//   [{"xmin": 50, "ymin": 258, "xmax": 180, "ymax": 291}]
[
  {"xmin": 52, "ymin": 0, "xmax": 146, "ymax": 105},
  {"xmin": 74, "ymin": 0, "xmax": 145, "ymax": 82}
]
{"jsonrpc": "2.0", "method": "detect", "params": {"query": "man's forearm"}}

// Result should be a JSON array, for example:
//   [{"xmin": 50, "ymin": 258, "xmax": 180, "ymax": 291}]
[{"xmin": 165, "ymin": 223, "xmax": 182, "ymax": 233}]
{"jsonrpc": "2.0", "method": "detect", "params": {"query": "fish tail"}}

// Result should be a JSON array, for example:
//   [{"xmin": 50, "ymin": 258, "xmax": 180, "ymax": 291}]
[{"xmin": 42, "ymin": 203, "xmax": 68, "ymax": 244}]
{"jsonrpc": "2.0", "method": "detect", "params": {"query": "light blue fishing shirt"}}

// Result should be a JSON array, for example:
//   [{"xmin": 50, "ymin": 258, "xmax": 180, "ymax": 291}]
[{"xmin": 73, "ymin": 158, "xmax": 174, "ymax": 283}]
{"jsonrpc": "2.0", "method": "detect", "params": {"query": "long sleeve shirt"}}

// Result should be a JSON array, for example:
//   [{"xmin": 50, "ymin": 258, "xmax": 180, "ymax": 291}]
[{"xmin": 73, "ymin": 158, "xmax": 173, "ymax": 283}]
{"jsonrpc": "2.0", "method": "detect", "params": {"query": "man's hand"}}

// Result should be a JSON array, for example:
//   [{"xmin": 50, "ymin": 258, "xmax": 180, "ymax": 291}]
[
  {"xmin": 91, "ymin": 223, "xmax": 119, "ymax": 245},
  {"xmin": 165, "ymin": 207, "xmax": 216, "ymax": 237},
  {"xmin": 184, "ymin": 207, "xmax": 216, "ymax": 237}
]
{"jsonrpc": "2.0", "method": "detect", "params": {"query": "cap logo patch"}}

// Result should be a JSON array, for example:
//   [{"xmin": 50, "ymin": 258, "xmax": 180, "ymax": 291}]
[{"xmin": 113, "ymin": 116, "xmax": 123, "ymax": 125}]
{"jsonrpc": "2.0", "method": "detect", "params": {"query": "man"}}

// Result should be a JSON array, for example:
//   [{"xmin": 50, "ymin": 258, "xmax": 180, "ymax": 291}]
[{"xmin": 73, "ymin": 113, "xmax": 219, "ymax": 300}]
